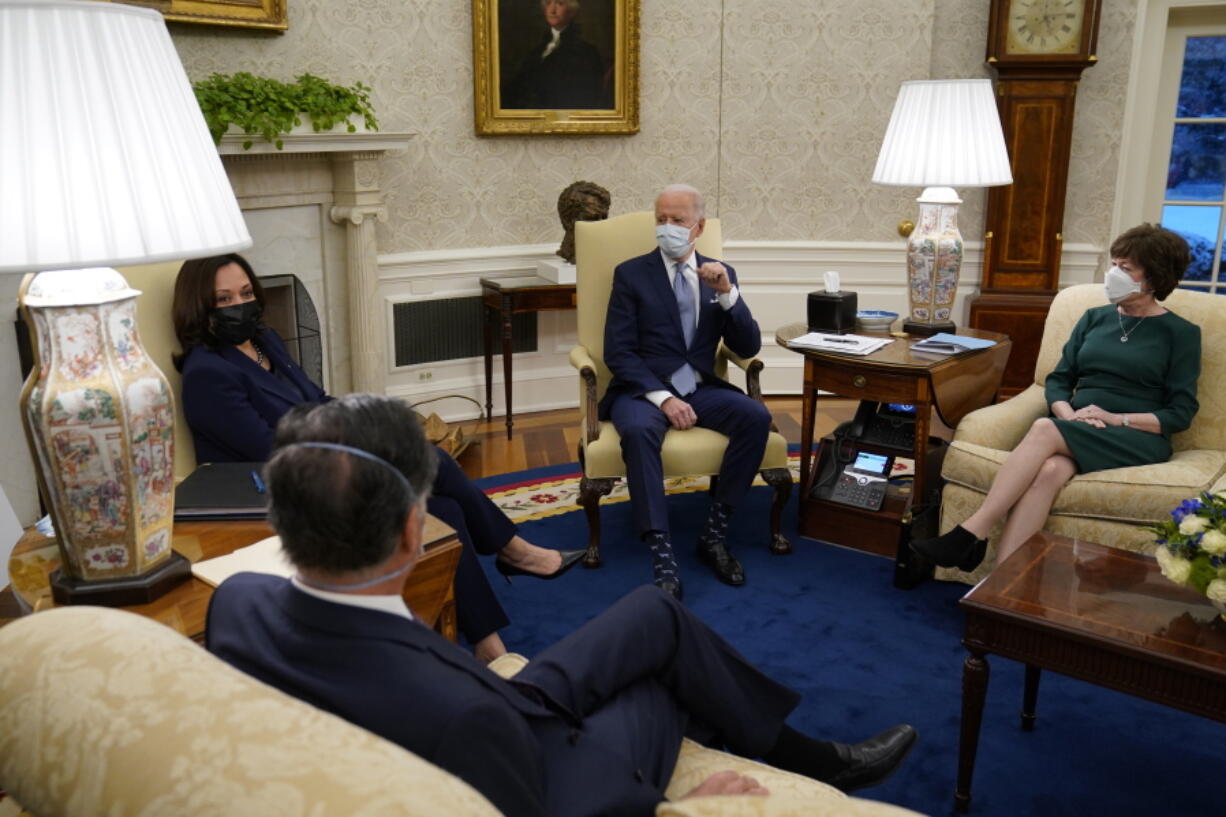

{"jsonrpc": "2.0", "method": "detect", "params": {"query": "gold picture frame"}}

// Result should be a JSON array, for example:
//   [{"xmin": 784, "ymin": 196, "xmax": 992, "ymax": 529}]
[
  {"xmin": 112, "ymin": 0, "xmax": 288, "ymax": 32},
  {"xmin": 473, "ymin": 0, "xmax": 639, "ymax": 135}
]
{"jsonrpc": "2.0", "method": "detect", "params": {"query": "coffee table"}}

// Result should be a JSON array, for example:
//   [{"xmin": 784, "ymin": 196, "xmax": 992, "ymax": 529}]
[
  {"xmin": 956, "ymin": 532, "xmax": 1226, "ymax": 812},
  {"xmin": 6, "ymin": 516, "xmax": 461, "ymax": 643}
]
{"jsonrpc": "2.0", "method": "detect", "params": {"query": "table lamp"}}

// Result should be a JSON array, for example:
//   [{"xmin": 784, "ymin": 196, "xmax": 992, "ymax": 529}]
[
  {"xmin": 871, "ymin": 79, "xmax": 1012, "ymax": 336},
  {"xmin": 0, "ymin": 0, "xmax": 251, "ymax": 604}
]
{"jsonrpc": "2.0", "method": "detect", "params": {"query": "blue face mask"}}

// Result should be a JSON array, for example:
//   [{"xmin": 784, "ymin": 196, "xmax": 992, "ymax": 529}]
[{"xmin": 656, "ymin": 222, "xmax": 695, "ymax": 260}]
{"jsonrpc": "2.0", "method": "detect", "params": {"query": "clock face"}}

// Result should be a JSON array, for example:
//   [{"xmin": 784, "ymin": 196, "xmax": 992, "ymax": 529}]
[{"xmin": 1006, "ymin": 0, "xmax": 1085, "ymax": 55}]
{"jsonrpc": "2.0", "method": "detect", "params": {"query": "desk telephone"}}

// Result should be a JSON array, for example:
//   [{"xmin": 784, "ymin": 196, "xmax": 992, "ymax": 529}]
[{"xmin": 811, "ymin": 401, "xmax": 914, "ymax": 510}]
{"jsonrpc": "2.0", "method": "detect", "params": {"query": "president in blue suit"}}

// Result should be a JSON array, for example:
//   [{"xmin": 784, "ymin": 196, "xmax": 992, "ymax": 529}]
[
  {"xmin": 601, "ymin": 184, "xmax": 771, "ymax": 598},
  {"xmin": 206, "ymin": 395, "xmax": 917, "ymax": 817}
]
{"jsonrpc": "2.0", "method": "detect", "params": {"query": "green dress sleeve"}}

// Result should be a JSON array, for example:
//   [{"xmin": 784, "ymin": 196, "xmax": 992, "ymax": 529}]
[
  {"xmin": 1153, "ymin": 320, "xmax": 1201, "ymax": 435},
  {"xmin": 1044, "ymin": 309, "xmax": 1093, "ymax": 408}
]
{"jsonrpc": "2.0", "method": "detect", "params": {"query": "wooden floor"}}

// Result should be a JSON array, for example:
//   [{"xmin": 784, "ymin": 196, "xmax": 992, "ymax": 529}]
[{"xmin": 454, "ymin": 396, "xmax": 868, "ymax": 480}]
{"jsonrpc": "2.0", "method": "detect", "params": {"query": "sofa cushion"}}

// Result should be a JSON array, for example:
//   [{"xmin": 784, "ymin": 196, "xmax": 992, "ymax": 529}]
[{"xmin": 944, "ymin": 440, "xmax": 1226, "ymax": 523}]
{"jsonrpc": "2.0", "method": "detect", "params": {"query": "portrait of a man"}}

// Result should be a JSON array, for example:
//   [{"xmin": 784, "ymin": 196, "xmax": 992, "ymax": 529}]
[{"xmin": 499, "ymin": 0, "xmax": 614, "ymax": 110}]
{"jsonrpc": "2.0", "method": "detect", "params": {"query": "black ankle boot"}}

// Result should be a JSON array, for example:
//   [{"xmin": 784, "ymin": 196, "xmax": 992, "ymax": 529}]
[{"xmin": 909, "ymin": 525, "xmax": 987, "ymax": 571}]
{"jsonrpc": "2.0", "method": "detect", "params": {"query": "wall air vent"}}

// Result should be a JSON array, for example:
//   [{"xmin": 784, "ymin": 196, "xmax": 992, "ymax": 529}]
[{"xmin": 392, "ymin": 296, "xmax": 536, "ymax": 366}]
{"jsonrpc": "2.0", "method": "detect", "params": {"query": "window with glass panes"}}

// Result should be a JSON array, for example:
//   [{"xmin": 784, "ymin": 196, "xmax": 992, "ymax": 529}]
[{"xmin": 1161, "ymin": 30, "xmax": 1226, "ymax": 293}]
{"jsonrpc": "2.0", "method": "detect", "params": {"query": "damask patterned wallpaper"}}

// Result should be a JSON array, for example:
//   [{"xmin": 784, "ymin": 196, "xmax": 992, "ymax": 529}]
[{"xmin": 169, "ymin": 0, "xmax": 1134, "ymax": 253}]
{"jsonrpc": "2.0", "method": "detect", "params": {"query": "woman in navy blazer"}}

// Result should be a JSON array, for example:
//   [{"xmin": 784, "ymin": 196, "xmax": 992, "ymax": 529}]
[{"xmin": 172, "ymin": 254, "xmax": 583, "ymax": 662}]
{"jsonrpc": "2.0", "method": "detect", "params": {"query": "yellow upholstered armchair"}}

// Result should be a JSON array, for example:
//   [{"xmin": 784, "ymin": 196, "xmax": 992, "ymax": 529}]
[
  {"xmin": 0, "ymin": 608, "xmax": 928, "ymax": 817},
  {"xmin": 569, "ymin": 212, "xmax": 793, "ymax": 567},
  {"xmin": 937, "ymin": 283, "xmax": 1226, "ymax": 583},
  {"xmin": 122, "ymin": 260, "xmax": 198, "ymax": 481}
]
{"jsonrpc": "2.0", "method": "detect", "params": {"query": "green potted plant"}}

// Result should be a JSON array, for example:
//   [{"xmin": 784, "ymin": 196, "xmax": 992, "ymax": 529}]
[{"xmin": 193, "ymin": 72, "xmax": 379, "ymax": 150}]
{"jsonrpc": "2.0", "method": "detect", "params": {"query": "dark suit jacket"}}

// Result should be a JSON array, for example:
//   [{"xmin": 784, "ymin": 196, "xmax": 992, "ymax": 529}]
[
  {"xmin": 502, "ymin": 22, "xmax": 610, "ymax": 109},
  {"xmin": 206, "ymin": 574, "xmax": 673, "ymax": 817},
  {"xmin": 599, "ymin": 249, "xmax": 762, "ymax": 418},
  {"xmin": 180, "ymin": 329, "xmax": 328, "ymax": 463}
]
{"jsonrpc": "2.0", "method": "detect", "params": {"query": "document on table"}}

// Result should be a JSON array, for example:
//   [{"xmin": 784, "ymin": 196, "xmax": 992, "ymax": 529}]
[
  {"xmin": 788, "ymin": 332, "xmax": 893, "ymax": 356},
  {"xmin": 191, "ymin": 535, "xmax": 292, "ymax": 587},
  {"xmin": 908, "ymin": 332, "xmax": 997, "ymax": 356}
]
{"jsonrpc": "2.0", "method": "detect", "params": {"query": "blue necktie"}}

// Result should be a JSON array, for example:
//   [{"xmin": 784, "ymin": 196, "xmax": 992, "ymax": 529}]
[{"xmin": 671, "ymin": 263, "xmax": 697, "ymax": 396}]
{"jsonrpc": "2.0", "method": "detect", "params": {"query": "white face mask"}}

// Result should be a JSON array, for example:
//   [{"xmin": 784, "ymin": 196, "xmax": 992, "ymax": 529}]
[
  {"xmin": 656, "ymin": 222, "xmax": 695, "ymax": 260},
  {"xmin": 1104, "ymin": 265, "xmax": 1144, "ymax": 304}
]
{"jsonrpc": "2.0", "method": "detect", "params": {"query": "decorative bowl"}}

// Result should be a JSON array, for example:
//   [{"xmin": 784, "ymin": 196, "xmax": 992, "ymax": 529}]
[{"xmin": 855, "ymin": 310, "xmax": 898, "ymax": 331}]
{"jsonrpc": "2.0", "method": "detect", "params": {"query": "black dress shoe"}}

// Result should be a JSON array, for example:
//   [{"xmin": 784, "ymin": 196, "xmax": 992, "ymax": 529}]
[
  {"xmin": 825, "ymin": 724, "xmax": 918, "ymax": 793},
  {"xmin": 494, "ymin": 549, "xmax": 585, "ymax": 584},
  {"xmin": 909, "ymin": 525, "xmax": 988, "ymax": 571},
  {"xmin": 654, "ymin": 577, "xmax": 683, "ymax": 601},
  {"xmin": 696, "ymin": 540, "xmax": 745, "ymax": 586}
]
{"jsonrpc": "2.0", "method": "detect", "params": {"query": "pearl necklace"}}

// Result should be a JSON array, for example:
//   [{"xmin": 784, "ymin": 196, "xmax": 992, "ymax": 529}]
[
  {"xmin": 1117, "ymin": 310, "xmax": 1147, "ymax": 343},
  {"xmin": 252, "ymin": 341, "xmax": 265, "ymax": 366}
]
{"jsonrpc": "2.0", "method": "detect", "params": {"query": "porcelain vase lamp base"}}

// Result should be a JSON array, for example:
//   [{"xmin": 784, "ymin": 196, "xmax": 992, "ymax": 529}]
[
  {"xmin": 18, "ymin": 268, "xmax": 188, "ymax": 606},
  {"xmin": 903, "ymin": 186, "xmax": 963, "ymax": 338},
  {"xmin": 49, "ymin": 551, "xmax": 191, "ymax": 606}
]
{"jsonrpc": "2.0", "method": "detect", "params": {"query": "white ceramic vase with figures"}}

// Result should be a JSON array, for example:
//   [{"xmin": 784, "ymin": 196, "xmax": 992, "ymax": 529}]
[
  {"xmin": 903, "ymin": 187, "xmax": 963, "ymax": 337},
  {"xmin": 18, "ymin": 269, "xmax": 188, "ymax": 604}
]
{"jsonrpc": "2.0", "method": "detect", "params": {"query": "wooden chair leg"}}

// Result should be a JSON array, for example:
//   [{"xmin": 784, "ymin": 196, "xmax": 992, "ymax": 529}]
[
  {"xmin": 577, "ymin": 475, "xmax": 616, "ymax": 568},
  {"xmin": 760, "ymin": 467, "xmax": 793, "ymax": 555}
]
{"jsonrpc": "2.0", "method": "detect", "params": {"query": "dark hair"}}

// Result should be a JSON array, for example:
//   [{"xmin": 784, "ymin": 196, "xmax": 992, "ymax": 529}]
[
  {"xmin": 1109, "ymin": 224, "xmax": 1191, "ymax": 301},
  {"xmin": 171, "ymin": 253, "xmax": 266, "ymax": 370},
  {"xmin": 265, "ymin": 394, "xmax": 438, "ymax": 574}
]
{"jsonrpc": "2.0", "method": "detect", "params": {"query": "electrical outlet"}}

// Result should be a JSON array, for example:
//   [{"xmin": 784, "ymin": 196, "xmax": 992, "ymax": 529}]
[{"xmin": 417, "ymin": 371, "xmax": 433, "ymax": 381}]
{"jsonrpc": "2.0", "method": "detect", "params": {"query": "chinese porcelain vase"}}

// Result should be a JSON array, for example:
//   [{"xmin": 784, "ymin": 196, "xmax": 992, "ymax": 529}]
[
  {"xmin": 18, "ymin": 269, "xmax": 176, "ymax": 581},
  {"xmin": 905, "ymin": 187, "xmax": 963, "ymax": 328}
]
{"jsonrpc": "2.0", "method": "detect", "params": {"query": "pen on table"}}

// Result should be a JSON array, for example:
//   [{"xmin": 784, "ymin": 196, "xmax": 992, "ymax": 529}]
[
  {"xmin": 250, "ymin": 470, "xmax": 266, "ymax": 494},
  {"xmin": 821, "ymin": 337, "xmax": 859, "ymax": 345}
]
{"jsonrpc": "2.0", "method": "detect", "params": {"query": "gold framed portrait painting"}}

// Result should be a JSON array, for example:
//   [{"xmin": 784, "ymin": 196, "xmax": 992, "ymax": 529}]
[{"xmin": 473, "ymin": 0, "xmax": 640, "ymax": 135}]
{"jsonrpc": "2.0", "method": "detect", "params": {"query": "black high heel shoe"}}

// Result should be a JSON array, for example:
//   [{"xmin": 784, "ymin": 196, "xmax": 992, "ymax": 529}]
[
  {"xmin": 495, "ymin": 549, "xmax": 585, "ymax": 584},
  {"xmin": 909, "ymin": 525, "xmax": 988, "ymax": 571}
]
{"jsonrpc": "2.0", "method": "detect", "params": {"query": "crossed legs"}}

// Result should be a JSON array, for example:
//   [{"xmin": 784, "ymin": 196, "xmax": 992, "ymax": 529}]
[{"xmin": 959, "ymin": 417, "xmax": 1078, "ymax": 566}]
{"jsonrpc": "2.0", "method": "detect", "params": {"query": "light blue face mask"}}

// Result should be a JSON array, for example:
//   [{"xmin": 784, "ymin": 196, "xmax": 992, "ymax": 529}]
[{"xmin": 656, "ymin": 222, "xmax": 695, "ymax": 259}]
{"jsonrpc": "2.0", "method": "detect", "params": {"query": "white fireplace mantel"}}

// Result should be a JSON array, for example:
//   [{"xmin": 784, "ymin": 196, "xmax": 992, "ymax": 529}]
[{"xmin": 218, "ymin": 130, "xmax": 415, "ymax": 395}]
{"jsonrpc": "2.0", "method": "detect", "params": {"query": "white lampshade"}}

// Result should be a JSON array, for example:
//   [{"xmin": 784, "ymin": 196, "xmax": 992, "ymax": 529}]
[
  {"xmin": 872, "ymin": 79, "xmax": 1013, "ymax": 189},
  {"xmin": 0, "ymin": 0, "xmax": 251, "ymax": 274}
]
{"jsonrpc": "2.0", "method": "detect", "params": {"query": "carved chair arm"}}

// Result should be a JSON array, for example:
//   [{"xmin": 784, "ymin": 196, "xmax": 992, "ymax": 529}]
[
  {"xmin": 717, "ymin": 346, "xmax": 766, "ymax": 403},
  {"xmin": 570, "ymin": 346, "xmax": 601, "ymax": 444}
]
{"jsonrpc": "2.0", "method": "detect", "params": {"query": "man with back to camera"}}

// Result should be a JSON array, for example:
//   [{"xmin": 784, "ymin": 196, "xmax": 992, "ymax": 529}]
[
  {"xmin": 601, "ymin": 184, "xmax": 769, "ymax": 598},
  {"xmin": 205, "ymin": 394, "xmax": 917, "ymax": 817}
]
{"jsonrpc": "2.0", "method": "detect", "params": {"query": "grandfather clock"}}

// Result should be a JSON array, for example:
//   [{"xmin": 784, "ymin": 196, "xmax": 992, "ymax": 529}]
[{"xmin": 969, "ymin": 0, "xmax": 1103, "ymax": 396}]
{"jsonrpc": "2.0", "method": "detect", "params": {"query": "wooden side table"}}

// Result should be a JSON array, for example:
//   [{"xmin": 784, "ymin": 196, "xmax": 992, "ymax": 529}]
[
  {"xmin": 776, "ymin": 324, "xmax": 1010, "ymax": 555},
  {"xmin": 6, "ymin": 515, "xmax": 461, "ymax": 643},
  {"xmin": 480, "ymin": 275, "xmax": 576, "ymax": 438}
]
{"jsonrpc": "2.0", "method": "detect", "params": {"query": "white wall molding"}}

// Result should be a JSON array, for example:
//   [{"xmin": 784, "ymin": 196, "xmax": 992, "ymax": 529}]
[{"xmin": 378, "ymin": 239, "xmax": 1104, "ymax": 421}]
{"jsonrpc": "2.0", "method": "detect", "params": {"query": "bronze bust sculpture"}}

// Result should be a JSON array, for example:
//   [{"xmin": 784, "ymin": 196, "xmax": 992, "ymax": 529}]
[{"xmin": 556, "ymin": 181, "xmax": 611, "ymax": 264}]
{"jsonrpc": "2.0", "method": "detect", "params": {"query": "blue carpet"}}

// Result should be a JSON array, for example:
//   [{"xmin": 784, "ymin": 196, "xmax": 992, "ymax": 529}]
[{"xmin": 472, "ymin": 473, "xmax": 1222, "ymax": 817}]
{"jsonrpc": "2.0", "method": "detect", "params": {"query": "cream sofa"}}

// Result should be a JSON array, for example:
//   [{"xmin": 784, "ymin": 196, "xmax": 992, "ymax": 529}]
[
  {"xmin": 937, "ymin": 283, "xmax": 1226, "ymax": 583},
  {"xmin": 0, "ymin": 608, "xmax": 927, "ymax": 817}
]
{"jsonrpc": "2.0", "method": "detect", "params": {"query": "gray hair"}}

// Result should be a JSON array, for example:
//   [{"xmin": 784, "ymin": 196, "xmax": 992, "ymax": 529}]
[
  {"xmin": 658, "ymin": 183, "xmax": 705, "ymax": 219},
  {"xmin": 541, "ymin": 0, "xmax": 580, "ymax": 9}
]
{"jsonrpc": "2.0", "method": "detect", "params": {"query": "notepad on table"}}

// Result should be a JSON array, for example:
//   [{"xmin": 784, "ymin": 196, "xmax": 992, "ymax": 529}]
[
  {"xmin": 191, "ymin": 535, "xmax": 293, "ymax": 588},
  {"xmin": 788, "ymin": 331, "xmax": 893, "ymax": 356}
]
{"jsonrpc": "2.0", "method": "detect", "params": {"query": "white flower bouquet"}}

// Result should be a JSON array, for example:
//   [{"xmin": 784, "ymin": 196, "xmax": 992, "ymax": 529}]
[{"xmin": 1148, "ymin": 492, "xmax": 1226, "ymax": 619}]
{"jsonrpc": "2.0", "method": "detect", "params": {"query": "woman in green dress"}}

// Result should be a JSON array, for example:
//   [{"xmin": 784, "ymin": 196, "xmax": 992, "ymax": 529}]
[{"xmin": 913, "ymin": 224, "xmax": 1201, "ymax": 572}]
